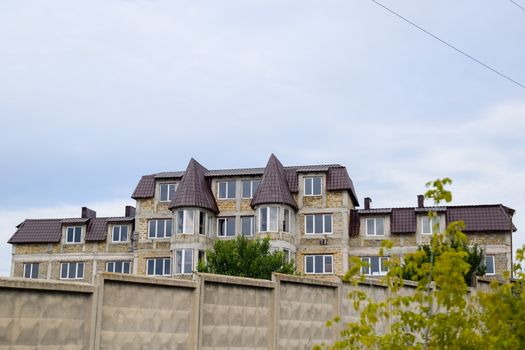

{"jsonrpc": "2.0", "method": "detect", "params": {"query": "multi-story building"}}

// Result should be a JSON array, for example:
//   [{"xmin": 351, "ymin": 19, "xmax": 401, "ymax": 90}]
[{"xmin": 7, "ymin": 154, "xmax": 516, "ymax": 282}]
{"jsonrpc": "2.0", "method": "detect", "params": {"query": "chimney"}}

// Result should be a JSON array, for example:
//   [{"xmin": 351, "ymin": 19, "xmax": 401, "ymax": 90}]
[
  {"xmin": 125, "ymin": 206, "xmax": 136, "ymax": 217},
  {"xmin": 417, "ymin": 195, "xmax": 425, "ymax": 208},
  {"xmin": 364, "ymin": 197, "xmax": 372, "ymax": 210},
  {"xmin": 81, "ymin": 207, "xmax": 96, "ymax": 218}
]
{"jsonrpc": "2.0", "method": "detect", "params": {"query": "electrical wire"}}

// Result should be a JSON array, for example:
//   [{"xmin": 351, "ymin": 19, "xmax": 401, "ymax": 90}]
[
  {"xmin": 368, "ymin": 0, "xmax": 525, "ymax": 89},
  {"xmin": 508, "ymin": 0, "xmax": 525, "ymax": 13}
]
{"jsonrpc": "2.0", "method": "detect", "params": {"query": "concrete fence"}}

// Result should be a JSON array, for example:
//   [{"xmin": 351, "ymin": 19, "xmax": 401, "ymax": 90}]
[{"xmin": 0, "ymin": 273, "xmax": 493, "ymax": 349}]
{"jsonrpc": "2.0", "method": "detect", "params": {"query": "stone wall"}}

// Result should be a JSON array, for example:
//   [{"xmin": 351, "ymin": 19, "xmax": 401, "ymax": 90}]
[{"xmin": 0, "ymin": 273, "xmax": 497, "ymax": 349}]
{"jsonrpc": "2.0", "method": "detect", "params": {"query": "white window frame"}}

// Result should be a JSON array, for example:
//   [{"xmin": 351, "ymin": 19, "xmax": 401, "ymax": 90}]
[
  {"xmin": 60, "ymin": 262, "xmax": 85, "ymax": 280},
  {"xmin": 283, "ymin": 249, "xmax": 291, "ymax": 264},
  {"xmin": 241, "ymin": 216, "xmax": 255, "ymax": 236},
  {"xmin": 217, "ymin": 217, "xmax": 236, "ymax": 237},
  {"xmin": 175, "ymin": 249, "xmax": 194, "ymax": 275},
  {"xmin": 146, "ymin": 258, "xmax": 171, "ymax": 276},
  {"xmin": 217, "ymin": 180, "xmax": 236, "ymax": 199},
  {"xmin": 421, "ymin": 216, "xmax": 440, "ymax": 235},
  {"xmin": 365, "ymin": 218, "xmax": 385, "ymax": 236},
  {"xmin": 159, "ymin": 183, "xmax": 178, "ymax": 202},
  {"xmin": 241, "ymin": 179, "xmax": 261, "ymax": 198},
  {"xmin": 148, "ymin": 219, "xmax": 173, "ymax": 238},
  {"xmin": 106, "ymin": 261, "xmax": 131, "ymax": 274},
  {"xmin": 111, "ymin": 225, "xmax": 129, "ymax": 242},
  {"xmin": 65, "ymin": 226, "xmax": 82, "ymax": 244},
  {"xmin": 361, "ymin": 257, "xmax": 389, "ymax": 276},
  {"xmin": 304, "ymin": 214, "xmax": 333, "ymax": 234},
  {"xmin": 485, "ymin": 255, "xmax": 496, "ymax": 275},
  {"xmin": 23, "ymin": 262, "xmax": 39, "ymax": 279},
  {"xmin": 283, "ymin": 209, "xmax": 290, "ymax": 233},
  {"xmin": 259, "ymin": 207, "xmax": 279, "ymax": 232},
  {"xmin": 304, "ymin": 255, "xmax": 333, "ymax": 274},
  {"xmin": 304, "ymin": 176, "xmax": 322, "ymax": 196},
  {"xmin": 176, "ymin": 209, "xmax": 195, "ymax": 234}
]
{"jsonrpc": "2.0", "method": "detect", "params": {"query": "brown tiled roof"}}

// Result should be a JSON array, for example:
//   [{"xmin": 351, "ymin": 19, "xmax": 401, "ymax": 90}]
[
  {"xmin": 8, "ymin": 219, "xmax": 63, "ymax": 243},
  {"xmin": 132, "ymin": 157, "xmax": 359, "ymax": 202},
  {"xmin": 8, "ymin": 217, "xmax": 134, "ymax": 244},
  {"xmin": 354, "ymin": 204, "xmax": 516, "ymax": 234},
  {"xmin": 349, "ymin": 210, "xmax": 360, "ymax": 236},
  {"xmin": 131, "ymin": 175, "xmax": 156, "ymax": 199},
  {"xmin": 169, "ymin": 158, "xmax": 219, "ymax": 214},
  {"xmin": 446, "ymin": 205, "xmax": 516, "ymax": 232},
  {"xmin": 391, "ymin": 208, "xmax": 417, "ymax": 233},
  {"xmin": 251, "ymin": 154, "xmax": 298, "ymax": 210}
]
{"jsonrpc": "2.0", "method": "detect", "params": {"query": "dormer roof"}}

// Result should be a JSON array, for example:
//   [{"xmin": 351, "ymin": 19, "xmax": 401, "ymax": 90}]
[
  {"xmin": 168, "ymin": 158, "xmax": 219, "ymax": 214},
  {"xmin": 250, "ymin": 154, "xmax": 298, "ymax": 210}
]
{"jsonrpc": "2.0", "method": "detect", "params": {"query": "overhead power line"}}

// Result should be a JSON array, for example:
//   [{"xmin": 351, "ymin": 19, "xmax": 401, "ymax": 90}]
[
  {"xmin": 368, "ymin": 0, "xmax": 525, "ymax": 90},
  {"xmin": 508, "ymin": 0, "xmax": 525, "ymax": 13}
]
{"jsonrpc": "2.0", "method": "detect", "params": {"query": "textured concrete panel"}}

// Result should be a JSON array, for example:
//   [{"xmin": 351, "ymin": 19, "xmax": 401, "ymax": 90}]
[
  {"xmin": 0, "ymin": 288, "xmax": 91, "ymax": 349},
  {"xmin": 99, "ymin": 280, "xmax": 194, "ymax": 350},
  {"xmin": 201, "ymin": 282, "xmax": 271, "ymax": 350},
  {"xmin": 278, "ymin": 282, "xmax": 337, "ymax": 349}
]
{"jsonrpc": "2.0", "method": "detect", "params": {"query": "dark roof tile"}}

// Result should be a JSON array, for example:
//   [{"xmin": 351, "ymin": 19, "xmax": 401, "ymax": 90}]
[
  {"xmin": 391, "ymin": 208, "xmax": 416, "ymax": 233},
  {"xmin": 169, "ymin": 158, "xmax": 219, "ymax": 213},
  {"xmin": 446, "ymin": 205, "xmax": 516, "ymax": 232},
  {"xmin": 349, "ymin": 210, "xmax": 360, "ymax": 236},
  {"xmin": 131, "ymin": 175, "xmax": 156, "ymax": 199},
  {"xmin": 251, "ymin": 154, "xmax": 298, "ymax": 209}
]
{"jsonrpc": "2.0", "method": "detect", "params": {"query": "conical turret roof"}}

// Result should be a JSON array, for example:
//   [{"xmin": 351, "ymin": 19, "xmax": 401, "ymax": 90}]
[
  {"xmin": 169, "ymin": 158, "xmax": 219, "ymax": 213},
  {"xmin": 251, "ymin": 154, "xmax": 297, "ymax": 209}
]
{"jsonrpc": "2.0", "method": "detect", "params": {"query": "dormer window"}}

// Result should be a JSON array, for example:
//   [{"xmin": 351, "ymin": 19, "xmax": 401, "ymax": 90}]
[
  {"xmin": 159, "ymin": 183, "xmax": 177, "ymax": 202},
  {"xmin": 304, "ymin": 177, "xmax": 322, "ymax": 196},
  {"xmin": 66, "ymin": 226, "xmax": 82, "ymax": 244},
  {"xmin": 242, "ymin": 179, "xmax": 261, "ymax": 198},
  {"xmin": 366, "ymin": 218, "xmax": 385, "ymax": 236},
  {"xmin": 218, "ymin": 181, "xmax": 236, "ymax": 199},
  {"xmin": 421, "ymin": 216, "xmax": 440, "ymax": 235}
]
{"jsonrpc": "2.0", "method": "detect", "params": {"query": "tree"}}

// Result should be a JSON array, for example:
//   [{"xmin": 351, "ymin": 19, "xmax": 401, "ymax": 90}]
[
  {"xmin": 317, "ymin": 178, "xmax": 525, "ymax": 350},
  {"xmin": 197, "ymin": 235, "xmax": 295, "ymax": 280}
]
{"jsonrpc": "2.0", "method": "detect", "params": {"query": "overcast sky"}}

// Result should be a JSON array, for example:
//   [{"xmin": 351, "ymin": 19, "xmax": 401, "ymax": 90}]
[{"xmin": 0, "ymin": 0, "xmax": 523, "ymax": 276}]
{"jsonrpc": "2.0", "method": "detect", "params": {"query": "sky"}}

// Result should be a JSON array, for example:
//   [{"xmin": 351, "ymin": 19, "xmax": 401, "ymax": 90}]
[{"xmin": 0, "ymin": 0, "xmax": 523, "ymax": 276}]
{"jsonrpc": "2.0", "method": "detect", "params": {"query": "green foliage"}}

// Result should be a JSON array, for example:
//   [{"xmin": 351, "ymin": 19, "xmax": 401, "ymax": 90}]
[
  {"xmin": 318, "ymin": 178, "xmax": 525, "ymax": 350},
  {"xmin": 197, "ymin": 235, "xmax": 295, "ymax": 280}
]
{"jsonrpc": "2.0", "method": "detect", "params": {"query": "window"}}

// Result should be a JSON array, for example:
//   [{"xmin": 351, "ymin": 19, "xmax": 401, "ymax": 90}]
[
  {"xmin": 305, "ymin": 255, "xmax": 333, "ymax": 274},
  {"xmin": 146, "ymin": 258, "xmax": 171, "ymax": 276},
  {"xmin": 421, "ymin": 216, "xmax": 440, "ymax": 235},
  {"xmin": 259, "ymin": 207, "xmax": 278, "ymax": 232},
  {"xmin": 175, "ymin": 249, "xmax": 193, "ymax": 275},
  {"xmin": 23, "ymin": 263, "xmax": 39, "ymax": 279},
  {"xmin": 304, "ymin": 177, "xmax": 322, "ymax": 196},
  {"xmin": 485, "ymin": 255, "xmax": 495, "ymax": 275},
  {"xmin": 198, "ymin": 250, "xmax": 206, "ymax": 264},
  {"xmin": 106, "ymin": 261, "xmax": 131, "ymax": 274},
  {"xmin": 198, "ymin": 211, "xmax": 207, "ymax": 235},
  {"xmin": 66, "ymin": 226, "xmax": 82, "ymax": 243},
  {"xmin": 218, "ymin": 217, "xmax": 236, "ymax": 237},
  {"xmin": 148, "ymin": 219, "xmax": 173, "ymax": 238},
  {"xmin": 60, "ymin": 262, "xmax": 84, "ymax": 280},
  {"xmin": 112, "ymin": 225, "xmax": 129, "ymax": 242},
  {"xmin": 176, "ymin": 210, "xmax": 194, "ymax": 234},
  {"xmin": 283, "ymin": 249, "xmax": 291, "ymax": 263},
  {"xmin": 283, "ymin": 209, "xmax": 290, "ymax": 232},
  {"xmin": 305, "ymin": 214, "xmax": 332, "ymax": 234},
  {"xmin": 361, "ymin": 257, "xmax": 389, "ymax": 276},
  {"xmin": 218, "ymin": 181, "xmax": 236, "ymax": 199},
  {"xmin": 242, "ymin": 179, "xmax": 261, "ymax": 198},
  {"xmin": 241, "ymin": 216, "xmax": 254, "ymax": 236},
  {"xmin": 159, "ymin": 183, "xmax": 177, "ymax": 202},
  {"xmin": 366, "ymin": 218, "xmax": 385, "ymax": 236}
]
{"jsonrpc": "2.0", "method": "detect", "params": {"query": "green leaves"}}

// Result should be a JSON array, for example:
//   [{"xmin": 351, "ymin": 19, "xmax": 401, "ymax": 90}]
[{"xmin": 197, "ymin": 235, "xmax": 295, "ymax": 280}]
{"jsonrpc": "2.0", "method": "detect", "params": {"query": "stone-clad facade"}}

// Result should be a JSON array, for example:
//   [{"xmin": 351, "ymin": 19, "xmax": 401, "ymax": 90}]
[{"xmin": 7, "ymin": 155, "xmax": 517, "ymax": 282}]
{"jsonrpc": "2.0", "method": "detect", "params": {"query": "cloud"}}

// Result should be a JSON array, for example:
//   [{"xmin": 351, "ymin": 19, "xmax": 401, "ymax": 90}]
[{"xmin": 0, "ymin": 198, "xmax": 133, "ymax": 276}]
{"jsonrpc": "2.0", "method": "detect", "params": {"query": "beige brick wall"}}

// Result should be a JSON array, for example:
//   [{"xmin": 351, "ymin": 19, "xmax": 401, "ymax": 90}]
[
  {"xmin": 138, "ymin": 198, "xmax": 155, "ymax": 214},
  {"xmin": 217, "ymin": 200, "xmax": 236, "ymax": 212},
  {"xmin": 107, "ymin": 243, "xmax": 131, "ymax": 253},
  {"xmin": 50, "ymin": 260, "xmax": 93, "ymax": 283},
  {"xmin": 326, "ymin": 191, "xmax": 344, "ymax": 208},
  {"xmin": 303, "ymin": 196, "xmax": 323, "ymax": 208},
  {"xmin": 468, "ymin": 232, "xmax": 509, "ymax": 245},
  {"xmin": 14, "ymin": 244, "xmax": 59, "ymax": 255},
  {"xmin": 240, "ymin": 199, "xmax": 254, "ymax": 212}
]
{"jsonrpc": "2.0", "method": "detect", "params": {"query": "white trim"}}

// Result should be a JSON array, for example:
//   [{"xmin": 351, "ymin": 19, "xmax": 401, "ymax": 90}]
[
  {"xmin": 174, "ymin": 249, "xmax": 194, "ymax": 275},
  {"xmin": 111, "ymin": 225, "xmax": 129, "ymax": 243},
  {"xmin": 217, "ymin": 217, "xmax": 236, "ymax": 237},
  {"xmin": 304, "ymin": 176, "xmax": 323, "ymax": 196},
  {"xmin": 241, "ymin": 179, "xmax": 261, "ymax": 199},
  {"xmin": 23, "ymin": 262, "xmax": 39, "ymax": 279},
  {"xmin": 304, "ymin": 214, "xmax": 333, "ymax": 234},
  {"xmin": 176, "ymin": 209, "xmax": 195, "ymax": 234},
  {"xmin": 304, "ymin": 254, "xmax": 333, "ymax": 274},
  {"xmin": 259, "ymin": 207, "xmax": 279, "ymax": 233},
  {"xmin": 146, "ymin": 257, "xmax": 172, "ymax": 276},
  {"xmin": 106, "ymin": 260, "xmax": 131, "ymax": 274},
  {"xmin": 60, "ymin": 261, "xmax": 85, "ymax": 280},
  {"xmin": 217, "ymin": 180, "xmax": 236, "ymax": 199},
  {"xmin": 361, "ymin": 256, "xmax": 389, "ymax": 276},
  {"xmin": 485, "ymin": 255, "xmax": 496, "ymax": 275},
  {"xmin": 65, "ymin": 226, "xmax": 83, "ymax": 244},
  {"xmin": 159, "ymin": 183, "xmax": 178, "ymax": 202},
  {"xmin": 241, "ymin": 216, "xmax": 255, "ymax": 236},
  {"xmin": 365, "ymin": 217, "xmax": 385, "ymax": 236},
  {"xmin": 421, "ymin": 216, "xmax": 439, "ymax": 235},
  {"xmin": 148, "ymin": 219, "xmax": 173, "ymax": 238}
]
